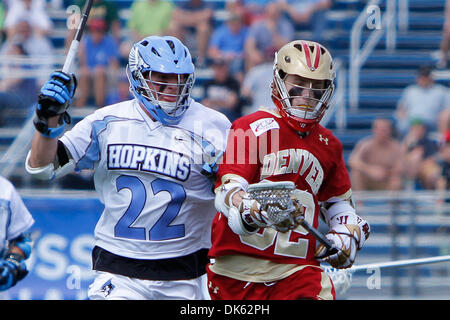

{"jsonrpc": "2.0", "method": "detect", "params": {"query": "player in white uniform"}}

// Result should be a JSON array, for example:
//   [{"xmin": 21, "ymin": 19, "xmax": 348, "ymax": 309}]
[
  {"xmin": 25, "ymin": 36, "xmax": 231, "ymax": 299},
  {"xmin": 0, "ymin": 176, "xmax": 34, "ymax": 295}
]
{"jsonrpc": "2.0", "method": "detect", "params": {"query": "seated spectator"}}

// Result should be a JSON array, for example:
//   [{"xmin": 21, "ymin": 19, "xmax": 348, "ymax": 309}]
[
  {"xmin": 278, "ymin": 0, "xmax": 332, "ymax": 43},
  {"xmin": 171, "ymin": 0, "xmax": 213, "ymax": 67},
  {"xmin": 0, "ymin": 16, "xmax": 54, "ymax": 86},
  {"xmin": 127, "ymin": 0, "xmax": 175, "ymax": 41},
  {"xmin": 208, "ymin": 11, "xmax": 248, "ymax": 81},
  {"xmin": 106, "ymin": 73, "xmax": 133, "ymax": 105},
  {"xmin": 69, "ymin": 0, "xmax": 121, "ymax": 46},
  {"xmin": 201, "ymin": 58, "xmax": 242, "ymax": 122},
  {"xmin": 76, "ymin": 18, "xmax": 120, "ymax": 108},
  {"xmin": 232, "ymin": 0, "xmax": 274, "ymax": 25},
  {"xmin": 0, "ymin": 41, "xmax": 37, "ymax": 126},
  {"xmin": 395, "ymin": 65, "xmax": 448, "ymax": 137},
  {"xmin": 4, "ymin": 0, "xmax": 53, "ymax": 38},
  {"xmin": 240, "ymin": 47, "xmax": 275, "ymax": 114},
  {"xmin": 401, "ymin": 119, "xmax": 439, "ymax": 189},
  {"xmin": 349, "ymin": 118, "xmax": 404, "ymax": 191},
  {"xmin": 436, "ymin": 131, "xmax": 450, "ymax": 202},
  {"xmin": 0, "ymin": 1, "xmax": 5, "ymax": 44},
  {"xmin": 244, "ymin": 2, "xmax": 295, "ymax": 71}
]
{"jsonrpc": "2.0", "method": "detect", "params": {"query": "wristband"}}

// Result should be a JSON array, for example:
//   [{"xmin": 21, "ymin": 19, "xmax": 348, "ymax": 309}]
[{"xmin": 34, "ymin": 116, "xmax": 66, "ymax": 138}]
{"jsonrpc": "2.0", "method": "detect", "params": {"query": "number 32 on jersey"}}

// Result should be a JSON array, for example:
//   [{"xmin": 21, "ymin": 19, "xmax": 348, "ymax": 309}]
[{"xmin": 239, "ymin": 192, "xmax": 315, "ymax": 259}]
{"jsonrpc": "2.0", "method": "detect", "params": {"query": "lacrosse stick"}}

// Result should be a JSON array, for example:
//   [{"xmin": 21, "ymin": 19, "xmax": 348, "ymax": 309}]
[
  {"xmin": 63, "ymin": 0, "xmax": 94, "ymax": 74},
  {"xmin": 247, "ymin": 181, "xmax": 338, "ymax": 254},
  {"xmin": 324, "ymin": 254, "xmax": 450, "ymax": 294}
]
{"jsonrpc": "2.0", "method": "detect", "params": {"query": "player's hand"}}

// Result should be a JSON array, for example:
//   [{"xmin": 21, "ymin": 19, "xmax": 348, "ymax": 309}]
[
  {"xmin": 0, "ymin": 255, "xmax": 28, "ymax": 291},
  {"xmin": 239, "ymin": 197, "xmax": 271, "ymax": 229},
  {"xmin": 315, "ymin": 224, "xmax": 361, "ymax": 269},
  {"xmin": 37, "ymin": 71, "xmax": 77, "ymax": 119},
  {"xmin": 34, "ymin": 71, "xmax": 77, "ymax": 137}
]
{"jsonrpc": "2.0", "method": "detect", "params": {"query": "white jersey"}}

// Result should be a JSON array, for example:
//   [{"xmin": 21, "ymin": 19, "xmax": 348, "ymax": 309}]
[
  {"xmin": 0, "ymin": 176, "xmax": 34, "ymax": 256},
  {"xmin": 60, "ymin": 99, "xmax": 231, "ymax": 260}
]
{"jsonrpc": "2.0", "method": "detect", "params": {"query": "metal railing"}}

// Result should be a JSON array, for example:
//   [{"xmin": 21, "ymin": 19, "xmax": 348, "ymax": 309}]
[
  {"xmin": 0, "ymin": 55, "xmax": 66, "ymax": 81},
  {"xmin": 349, "ymin": 0, "xmax": 398, "ymax": 111},
  {"xmin": 345, "ymin": 189, "xmax": 450, "ymax": 299},
  {"xmin": 321, "ymin": 58, "xmax": 347, "ymax": 130}
]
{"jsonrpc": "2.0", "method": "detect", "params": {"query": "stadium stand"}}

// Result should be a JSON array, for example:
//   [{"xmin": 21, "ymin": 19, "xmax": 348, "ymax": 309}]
[{"xmin": 0, "ymin": 0, "xmax": 449, "ymax": 300}]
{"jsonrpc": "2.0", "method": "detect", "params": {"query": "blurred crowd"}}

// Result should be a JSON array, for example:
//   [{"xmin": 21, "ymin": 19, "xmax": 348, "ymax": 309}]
[
  {"xmin": 0, "ymin": 0, "xmax": 450, "ymax": 195},
  {"xmin": 0, "ymin": 0, "xmax": 333, "ymax": 121},
  {"xmin": 349, "ymin": 64, "xmax": 450, "ymax": 196}
]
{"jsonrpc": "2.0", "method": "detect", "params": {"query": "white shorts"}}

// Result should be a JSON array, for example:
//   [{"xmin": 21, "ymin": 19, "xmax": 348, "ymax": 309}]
[{"xmin": 87, "ymin": 271, "xmax": 210, "ymax": 300}]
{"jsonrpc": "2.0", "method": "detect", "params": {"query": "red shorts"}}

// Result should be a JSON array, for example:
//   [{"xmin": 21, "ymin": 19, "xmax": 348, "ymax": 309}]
[{"xmin": 206, "ymin": 264, "xmax": 335, "ymax": 300}]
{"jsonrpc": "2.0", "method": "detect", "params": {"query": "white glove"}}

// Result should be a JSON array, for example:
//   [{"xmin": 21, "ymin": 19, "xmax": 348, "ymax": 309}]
[
  {"xmin": 315, "ymin": 212, "xmax": 370, "ymax": 269},
  {"xmin": 239, "ymin": 197, "xmax": 270, "ymax": 229}
]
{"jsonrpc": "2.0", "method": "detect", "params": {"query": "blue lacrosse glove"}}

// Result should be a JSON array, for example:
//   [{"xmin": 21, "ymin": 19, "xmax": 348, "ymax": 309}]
[
  {"xmin": 34, "ymin": 71, "xmax": 77, "ymax": 138},
  {"xmin": 202, "ymin": 150, "xmax": 223, "ymax": 176},
  {"xmin": 0, "ymin": 254, "xmax": 28, "ymax": 291}
]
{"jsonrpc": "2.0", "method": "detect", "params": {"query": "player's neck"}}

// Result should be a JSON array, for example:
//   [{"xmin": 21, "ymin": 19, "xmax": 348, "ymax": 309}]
[{"xmin": 139, "ymin": 103, "xmax": 157, "ymax": 122}]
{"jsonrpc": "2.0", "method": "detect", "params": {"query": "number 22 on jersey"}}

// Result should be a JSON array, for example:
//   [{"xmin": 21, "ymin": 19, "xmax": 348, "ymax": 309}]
[{"xmin": 114, "ymin": 175, "xmax": 186, "ymax": 241}]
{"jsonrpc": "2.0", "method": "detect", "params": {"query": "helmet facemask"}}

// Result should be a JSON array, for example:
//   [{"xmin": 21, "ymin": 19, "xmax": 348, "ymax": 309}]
[
  {"xmin": 133, "ymin": 69, "xmax": 194, "ymax": 118},
  {"xmin": 271, "ymin": 40, "xmax": 336, "ymax": 133},
  {"xmin": 273, "ymin": 69, "xmax": 334, "ymax": 124}
]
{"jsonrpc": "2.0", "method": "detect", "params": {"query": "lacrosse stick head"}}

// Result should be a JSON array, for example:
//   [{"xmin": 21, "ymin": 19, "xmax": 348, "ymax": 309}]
[{"xmin": 247, "ymin": 181, "xmax": 304, "ymax": 232}]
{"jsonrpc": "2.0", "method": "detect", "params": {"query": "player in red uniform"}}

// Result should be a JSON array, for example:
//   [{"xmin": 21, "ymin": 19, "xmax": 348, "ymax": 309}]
[{"xmin": 207, "ymin": 40, "xmax": 370, "ymax": 300}]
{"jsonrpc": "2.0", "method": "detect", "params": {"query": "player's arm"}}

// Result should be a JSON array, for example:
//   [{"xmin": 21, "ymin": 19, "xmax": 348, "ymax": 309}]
[
  {"xmin": 315, "ymin": 193, "xmax": 371, "ymax": 269},
  {"xmin": 0, "ymin": 234, "xmax": 32, "ymax": 291},
  {"xmin": 26, "ymin": 71, "xmax": 77, "ymax": 180}
]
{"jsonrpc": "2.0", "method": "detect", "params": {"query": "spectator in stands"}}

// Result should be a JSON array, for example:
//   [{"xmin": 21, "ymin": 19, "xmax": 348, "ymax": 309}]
[
  {"xmin": 437, "ymin": 0, "xmax": 450, "ymax": 69},
  {"xmin": 0, "ymin": 1, "xmax": 6, "ymax": 44},
  {"xmin": 106, "ymin": 73, "xmax": 133, "ymax": 105},
  {"xmin": 3, "ymin": 0, "xmax": 53, "ymax": 38},
  {"xmin": 201, "ymin": 58, "xmax": 242, "ymax": 122},
  {"xmin": 395, "ymin": 65, "xmax": 448, "ymax": 138},
  {"xmin": 0, "ymin": 16, "xmax": 54, "ymax": 86},
  {"xmin": 70, "ymin": 0, "xmax": 121, "ymax": 45},
  {"xmin": 171, "ymin": 0, "xmax": 213, "ymax": 67},
  {"xmin": 244, "ymin": 2, "xmax": 295, "ymax": 71},
  {"xmin": 240, "ymin": 47, "xmax": 275, "ymax": 114},
  {"xmin": 278, "ymin": 0, "xmax": 332, "ymax": 43},
  {"xmin": 208, "ymin": 10, "xmax": 248, "ymax": 81},
  {"xmin": 76, "ymin": 18, "xmax": 120, "ymax": 108},
  {"xmin": 233, "ymin": 0, "xmax": 274, "ymax": 25},
  {"xmin": 436, "ymin": 130, "xmax": 450, "ymax": 197},
  {"xmin": 401, "ymin": 119, "xmax": 440, "ymax": 190},
  {"xmin": 349, "ymin": 118, "xmax": 404, "ymax": 191},
  {"xmin": 127, "ymin": 0, "xmax": 175, "ymax": 41},
  {"xmin": 0, "ymin": 41, "xmax": 37, "ymax": 126}
]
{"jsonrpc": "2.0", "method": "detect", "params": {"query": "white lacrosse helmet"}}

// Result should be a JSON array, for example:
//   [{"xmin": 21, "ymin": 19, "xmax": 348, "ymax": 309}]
[{"xmin": 272, "ymin": 40, "xmax": 336, "ymax": 133}]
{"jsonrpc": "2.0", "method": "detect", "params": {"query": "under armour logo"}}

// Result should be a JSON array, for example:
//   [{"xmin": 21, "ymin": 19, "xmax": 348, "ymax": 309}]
[
  {"xmin": 319, "ymin": 134, "xmax": 328, "ymax": 145},
  {"xmin": 208, "ymin": 281, "xmax": 219, "ymax": 294}
]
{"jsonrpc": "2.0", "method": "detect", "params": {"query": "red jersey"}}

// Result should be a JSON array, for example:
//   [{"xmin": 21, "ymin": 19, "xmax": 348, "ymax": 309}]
[{"xmin": 209, "ymin": 109, "xmax": 351, "ymax": 266}]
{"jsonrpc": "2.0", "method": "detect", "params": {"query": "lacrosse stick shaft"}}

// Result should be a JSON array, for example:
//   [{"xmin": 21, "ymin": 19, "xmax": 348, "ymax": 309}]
[
  {"xmin": 350, "ymin": 255, "xmax": 450, "ymax": 272},
  {"xmin": 63, "ymin": 0, "xmax": 94, "ymax": 74}
]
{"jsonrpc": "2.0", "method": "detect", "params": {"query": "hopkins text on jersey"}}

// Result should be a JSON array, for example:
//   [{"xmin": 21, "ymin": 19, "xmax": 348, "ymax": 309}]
[{"xmin": 107, "ymin": 143, "xmax": 191, "ymax": 181}]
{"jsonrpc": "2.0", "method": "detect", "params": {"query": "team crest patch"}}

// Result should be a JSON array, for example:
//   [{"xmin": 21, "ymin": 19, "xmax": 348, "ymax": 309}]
[
  {"xmin": 100, "ymin": 279, "xmax": 115, "ymax": 298},
  {"xmin": 249, "ymin": 118, "xmax": 280, "ymax": 137}
]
